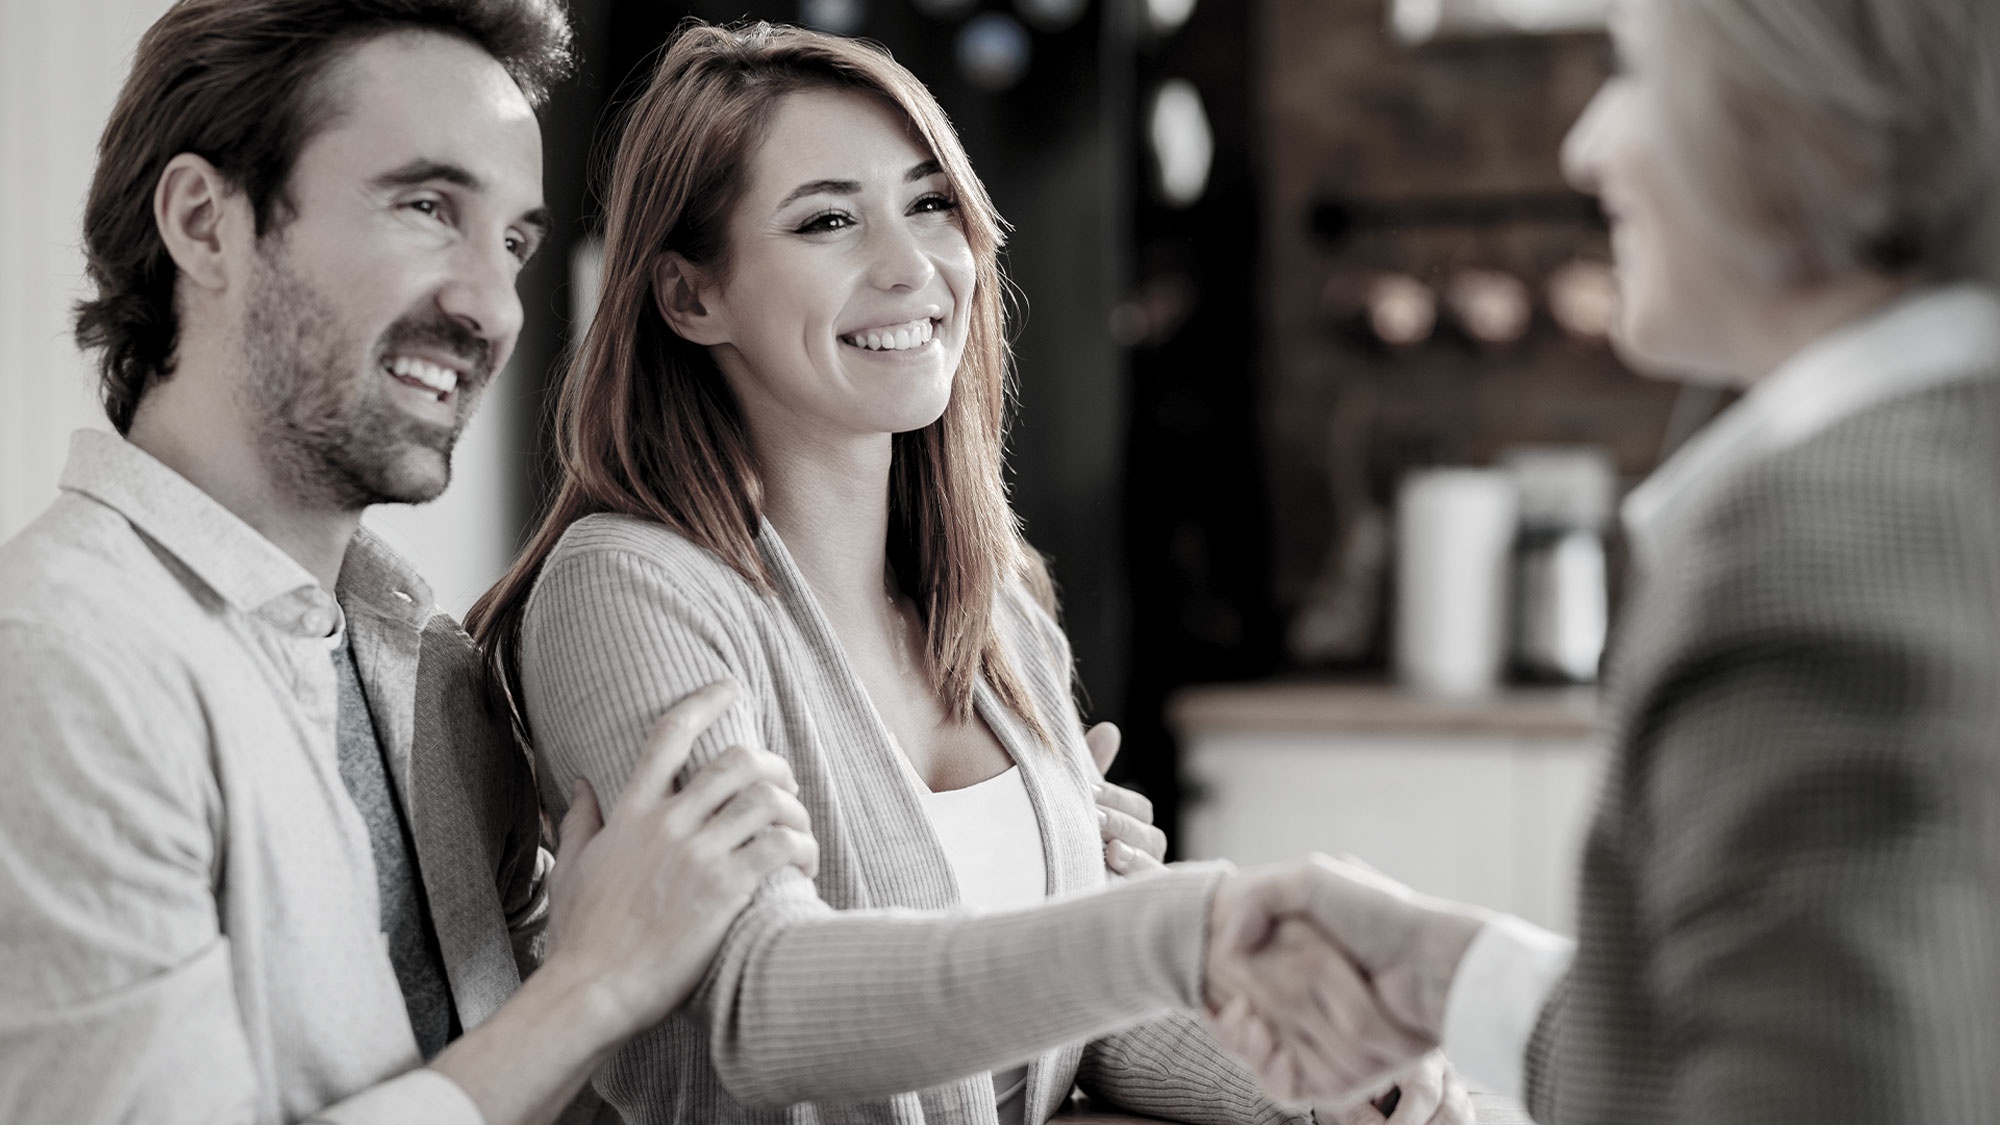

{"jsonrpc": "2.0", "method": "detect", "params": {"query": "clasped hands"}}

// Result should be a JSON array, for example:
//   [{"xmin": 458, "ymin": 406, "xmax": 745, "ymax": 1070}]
[{"xmin": 1201, "ymin": 856, "xmax": 1490, "ymax": 1123}]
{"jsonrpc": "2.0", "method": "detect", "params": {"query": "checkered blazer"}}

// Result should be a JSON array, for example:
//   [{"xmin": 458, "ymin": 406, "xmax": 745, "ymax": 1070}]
[{"xmin": 1523, "ymin": 375, "xmax": 2000, "ymax": 1123}]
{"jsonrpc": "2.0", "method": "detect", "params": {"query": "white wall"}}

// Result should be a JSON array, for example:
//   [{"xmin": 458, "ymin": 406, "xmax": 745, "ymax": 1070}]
[
  {"xmin": 1, "ymin": 0, "xmax": 521, "ymax": 619},
  {"xmin": 0, "ymin": 0, "xmax": 169, "ymax": 541}
]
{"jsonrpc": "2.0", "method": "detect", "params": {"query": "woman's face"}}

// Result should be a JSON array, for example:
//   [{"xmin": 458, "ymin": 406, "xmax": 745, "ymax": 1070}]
[
  {"xmin": 1561, "ymin": 0, "xmax": 1761, "ymax": 384},
  {"xmin": 699, "ymin": 88, "xmax": 976, "ymax": 444}
]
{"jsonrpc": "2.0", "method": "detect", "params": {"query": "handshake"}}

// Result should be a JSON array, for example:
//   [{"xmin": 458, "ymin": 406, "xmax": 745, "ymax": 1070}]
[{"xmin": 1199, "ymin": 856, "xmax": 1492, "ymax": 1123}]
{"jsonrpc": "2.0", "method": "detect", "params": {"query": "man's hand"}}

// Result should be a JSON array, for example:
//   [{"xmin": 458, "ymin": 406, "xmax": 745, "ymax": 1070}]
[
  {"xmin": 1319, "ymin": 1052, "xmax": 1475, "ymax": 1125},
  {"xmin": 1084, "ymin": 722, "xmax": 1167, "ymax": 875},
  {"xmin": 431, "ymin": 679, "xmax": 817, "ymax": 1125},
  {"xmin": 542, "ymin": 679, "xmax": 818, "ymax": 1039},
  {"xmin": 1204, "ymin": 912, "xmax": 1431, "ymax": 1109},
  {"xmin": 1203, "ymin": 856, "xmax": 1488, "ymax": 1107}
]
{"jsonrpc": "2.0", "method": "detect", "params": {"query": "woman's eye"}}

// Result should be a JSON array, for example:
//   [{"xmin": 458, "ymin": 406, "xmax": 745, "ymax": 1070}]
[
  {"xmin": 912, "ymin": 193, "xmax": 959, "ymax": 215},
  {"xmin": 797, "ymin": 211, "xmax": 854, "ymax": 234},
  {"xmin": 407, "ymin": 198, "xmax": 449, "ymax": 223}
]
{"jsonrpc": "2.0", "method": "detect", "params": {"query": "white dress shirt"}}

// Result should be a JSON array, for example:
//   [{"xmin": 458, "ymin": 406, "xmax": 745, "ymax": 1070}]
[{"xmin": 1439, "ymin": 283, "xmax": 2000, "ymax": 1100}]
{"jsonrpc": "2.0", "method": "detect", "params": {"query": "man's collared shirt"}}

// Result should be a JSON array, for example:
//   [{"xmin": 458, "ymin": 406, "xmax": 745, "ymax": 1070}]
[{"xmin": 0, "ymin": 431, "xmax": 483, "ymax": 1123}]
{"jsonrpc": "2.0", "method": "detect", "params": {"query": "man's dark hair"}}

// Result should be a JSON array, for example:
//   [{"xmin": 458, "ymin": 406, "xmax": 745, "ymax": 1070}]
[{"xmin": 74, "ymin": 0, "xmax": 574, "ymax": 434}]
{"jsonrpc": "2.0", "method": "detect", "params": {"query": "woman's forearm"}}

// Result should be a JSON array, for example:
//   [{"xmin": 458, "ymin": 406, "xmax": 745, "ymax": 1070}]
[{"xmin": 702, "ymin": 866, "xmax": 1224, "ymax": 1106}]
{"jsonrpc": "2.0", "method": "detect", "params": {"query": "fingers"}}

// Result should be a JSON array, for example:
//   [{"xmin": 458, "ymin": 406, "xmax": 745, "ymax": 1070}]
[
  {"xmin": 704, "ymin": 781, "xmax": 812, "ymax": 850},
  {"xmin": 736, "ymin": 824, "xmax": 819, "ymax": 881},
  {"xmin": 1099, "ymin": 802, "xmax": 1166, "ymax": 855},
  {"xmin": 623, "ymin": 679, "xmax": 741, "ymax": 809},
  {"xmin": 1221, "ymin": 919, "xmax": 1432, "ymax": 1105},
  {"xmin": 1084, "ymin": 721, "xmax": 1122, "ymax": 774},
  {"xmin": 1432, "ymin": 1072, "xmax": 1476, "ymax": 1125},
  {"xmin": 670, "ymin": 742, "xmax": 797, "ymax": 827},
  {"xmin": 555, "ymin": 778, "xmax": 604, "ymax": 860},
  {"xmin": 1092, "ymin": 778, "xmax": 1154, "ymax": 825},
  {"xmin": 1380, "ymin": 1054, "xmax": 1446, "ymax": 1124}
]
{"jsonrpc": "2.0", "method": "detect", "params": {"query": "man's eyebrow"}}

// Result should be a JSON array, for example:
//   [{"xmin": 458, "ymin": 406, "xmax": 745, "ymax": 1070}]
[
  {"xmin": 373, "ymin": 159, "xmax": 550, "ymax": 240},
  {"xmin": 371, "ymin": 159, "xmax": 482, "ymax": 192},
  {"xmin": 774, "ymin": 161, "xmax": 947, "ymax": 209}
]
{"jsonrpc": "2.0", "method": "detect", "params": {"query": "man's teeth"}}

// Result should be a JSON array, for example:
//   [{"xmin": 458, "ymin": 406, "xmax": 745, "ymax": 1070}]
[
  {"xmin": 842, "ymin": 318, "xmax": 935, "ymax": 352},
  {"xmin": 386, "ymin": 355, "xmax": 459, "ymax": 395}
]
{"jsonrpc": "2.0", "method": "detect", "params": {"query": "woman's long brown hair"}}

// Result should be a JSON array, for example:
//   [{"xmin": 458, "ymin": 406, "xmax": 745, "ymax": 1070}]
[{"xmin": 466, "ymin": 20, "xmax": 1056, "ymax": 750}]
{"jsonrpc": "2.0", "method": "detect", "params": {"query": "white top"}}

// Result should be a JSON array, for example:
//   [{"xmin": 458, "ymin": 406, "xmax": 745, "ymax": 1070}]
[
  {"xmin": 922, "ymin": 767, "xmax": 1048, "ymax": 1124},
  {"xmin": 1444, "ymin": 283, "xmax": 2000, "ymax": 1100}
]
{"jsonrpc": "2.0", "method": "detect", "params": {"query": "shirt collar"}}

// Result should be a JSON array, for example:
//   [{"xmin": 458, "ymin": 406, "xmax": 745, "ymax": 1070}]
[
  {"xmin": 338, "ymin": 524, "xmax": 437, "ymax": 631},
  {"xmin": 59, "ymin": 430, "xmax": 439, "ymax": 636},
  {"xmin": 59, "ymin": 430, "xmax": 330, "ymax": 631},
  {"xmin": 1622, "ymin": 283, "xmax": 2000, "ymax": 569}
]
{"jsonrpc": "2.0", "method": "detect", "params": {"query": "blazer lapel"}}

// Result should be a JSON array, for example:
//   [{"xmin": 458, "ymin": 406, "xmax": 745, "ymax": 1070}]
[{"xmin": 344, "ymin": 601, "xmax": 520, "ymax": 1032}]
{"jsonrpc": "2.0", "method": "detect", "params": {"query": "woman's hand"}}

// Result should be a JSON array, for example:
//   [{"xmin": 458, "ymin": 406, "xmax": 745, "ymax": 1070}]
[
  {"xmin": 1085, "ymin": 721, "xmax": 1168, "ymax": 874},
  {"xmin": 1318, "ymin": 1053, "xmax": 1474, "ymax": 1125},
  {"xmin": 542, "ymin": 680, "xmax": 819, "ymax": 1040}
]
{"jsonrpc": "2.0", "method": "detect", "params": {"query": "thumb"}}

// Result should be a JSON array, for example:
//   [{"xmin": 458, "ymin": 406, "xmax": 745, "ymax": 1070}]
[
  {"xmin": 556, "ymin": 778, "xmax": 604, "ymax": 863},
  {"xmin": 1084, "ymin": 721, "xmax": 1122, "ymax": 775}
]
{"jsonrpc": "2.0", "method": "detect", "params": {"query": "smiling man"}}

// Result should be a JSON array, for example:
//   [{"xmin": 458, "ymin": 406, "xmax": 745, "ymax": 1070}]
[{"xmin": 0, "ymin": 3, "xmax": 822, "ymax": 1124}]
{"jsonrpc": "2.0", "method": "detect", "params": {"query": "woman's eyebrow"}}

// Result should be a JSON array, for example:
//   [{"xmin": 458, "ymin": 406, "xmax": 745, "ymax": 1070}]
[{"xmin": 775, "ymin": 160, "xmax": 947, "ymax": 209}]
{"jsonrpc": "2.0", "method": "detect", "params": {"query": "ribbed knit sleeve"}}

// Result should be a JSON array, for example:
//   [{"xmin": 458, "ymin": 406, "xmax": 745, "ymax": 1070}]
[{"xmin": 518, "ymin": 516, "xmax": 1225, "ymax": 1121}]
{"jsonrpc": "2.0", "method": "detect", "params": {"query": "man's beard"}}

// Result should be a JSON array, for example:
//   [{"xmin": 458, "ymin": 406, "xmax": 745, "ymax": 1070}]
[{"xmin": 239, "ymin": 240, "xmax": 492, "ymax": 510}]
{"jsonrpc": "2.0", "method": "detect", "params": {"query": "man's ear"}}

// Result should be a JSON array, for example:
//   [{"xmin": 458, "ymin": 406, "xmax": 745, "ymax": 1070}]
[
  {"xmin": 651, "ymin": 251, "xmax": 729, "ymax": 346},
  {"xmin": 153, "ymin": 153, "xmax": 247, "ymax": 294}
]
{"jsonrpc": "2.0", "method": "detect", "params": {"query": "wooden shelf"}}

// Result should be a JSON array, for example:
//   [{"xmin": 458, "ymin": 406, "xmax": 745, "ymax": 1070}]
[{"xmin": 1169, "ymin": 680, "xmax": 1600, "ymax": 739}]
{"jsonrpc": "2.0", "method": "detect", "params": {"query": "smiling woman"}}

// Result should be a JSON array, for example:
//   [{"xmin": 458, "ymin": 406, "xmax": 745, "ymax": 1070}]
[{"xmin": 461, "ymin": 19, "xmax": 1446, "ymax": 1125}]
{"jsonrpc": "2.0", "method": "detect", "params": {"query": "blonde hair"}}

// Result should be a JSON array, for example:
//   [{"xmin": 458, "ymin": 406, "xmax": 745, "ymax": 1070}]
[
  {"xmin": 468, "ymin": 21, "xmax": 1055, "ymax": 747},
  {"xmin": 1652, "ymin": 0, "xmax": 2000, "ymax": 285}
]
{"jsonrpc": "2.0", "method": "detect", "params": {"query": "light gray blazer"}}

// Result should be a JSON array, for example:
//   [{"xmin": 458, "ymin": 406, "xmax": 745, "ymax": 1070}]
[
  {"xmin": 520, "ymin": 514, "xmax": 1305, "ymax": 1125},
  {"xmin": 1524, "ymin": 377, "xmax": 2000, "ymax": 1122}
]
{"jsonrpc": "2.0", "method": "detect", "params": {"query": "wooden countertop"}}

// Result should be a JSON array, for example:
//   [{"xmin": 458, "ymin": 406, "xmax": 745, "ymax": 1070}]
[{"xmin": 1168, "ymin": 680, "xmax": 1601, "ymax": 739}]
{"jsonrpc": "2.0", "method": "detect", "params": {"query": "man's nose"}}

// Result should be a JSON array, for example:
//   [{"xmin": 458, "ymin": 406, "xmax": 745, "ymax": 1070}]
[
  {"xmin": 866, "ymin": 222, "xmax": 939, "ymax": 292},
  {"xmin": 436, "ymin": 240, "xmax": 524, "ymax": 358}
]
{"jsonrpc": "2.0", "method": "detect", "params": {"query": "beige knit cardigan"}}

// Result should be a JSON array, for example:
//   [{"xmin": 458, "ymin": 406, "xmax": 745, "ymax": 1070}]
[{"xmin": 519, "ymin": 514, "xmax": 1309, "ymax": 1125}]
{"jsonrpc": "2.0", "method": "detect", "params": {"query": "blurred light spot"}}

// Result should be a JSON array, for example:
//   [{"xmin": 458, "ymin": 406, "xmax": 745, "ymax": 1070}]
[
  {"xmin": 1366, "ymin": 274, "xmax": 1438, "ymax": 346},
  {"xmin": 914, "ymin": 0, "xmax": 979, "ymax": 17},
  {"xmin": 1148, "ymin": 79, "xmax": 1213, "ymax": 208},
  {"xmin": 1548, "ymin": 259, "xmax": 1620, "ymax": 342},
  {"xmin": 1016, "ymin": 0, "xmax": 1090, "ymax": 32},
  {"xmin": 1146, "ymin": 0, "xmax": 1197, "ymax": 34},
  {"xmin": 1392, "ymin": 0, "xmax": 1608, "ymax": 43},
  {"xmin": 1390, "ymin": 0, "xmax": 1442, "ymax": 42},
  {"xmin": 957, "ymin": 13, "xmax": 1032, "ymax": 92},
  {"xmin": 799, "ymin": 0, "xmax": 866, "ymax": 35},
  {"xmin": 1446, "ymin": 268, "xmax": 1533, "ymax": 346}
]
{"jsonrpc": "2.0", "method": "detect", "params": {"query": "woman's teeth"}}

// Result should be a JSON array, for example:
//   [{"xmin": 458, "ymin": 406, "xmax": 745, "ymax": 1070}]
[
  {"xmin": 385, "ymin": 355, "xmax": 459, "ymax": 398},
  {"xmin": 842, "ymin": 318, "xmax": 935, "ymax": 352}
]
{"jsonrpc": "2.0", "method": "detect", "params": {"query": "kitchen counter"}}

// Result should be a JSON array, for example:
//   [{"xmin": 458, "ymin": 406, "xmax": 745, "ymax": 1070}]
[
  {"xmin": 1170, "ymin": 679, "xmax": 1607, "ymax": 935},
  {"xmin": 1170, "ymin": 680, "xmax": 1600, "ymax": 739}
]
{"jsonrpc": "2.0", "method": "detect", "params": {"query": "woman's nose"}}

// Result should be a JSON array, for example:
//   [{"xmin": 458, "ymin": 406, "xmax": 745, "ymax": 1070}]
[{"xmin": 866, "ymin": 222, "xmax": 938, "ymax": 292}]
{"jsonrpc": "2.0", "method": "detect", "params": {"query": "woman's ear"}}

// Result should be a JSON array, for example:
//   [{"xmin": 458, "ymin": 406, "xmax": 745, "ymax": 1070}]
[{"xmin": 652, "ymin": 251, "xmax": 729, "ymax": 346}]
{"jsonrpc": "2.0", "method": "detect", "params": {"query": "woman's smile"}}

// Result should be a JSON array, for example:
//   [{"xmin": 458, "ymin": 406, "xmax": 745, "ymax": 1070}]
[{"xmin": 839, "ymin": 315, "xmax": 939, "ymax": 353}]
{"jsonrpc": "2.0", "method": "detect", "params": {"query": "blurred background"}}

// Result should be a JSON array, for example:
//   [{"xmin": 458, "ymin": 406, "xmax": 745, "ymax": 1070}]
[{"xmin": 1, "ymin": 0, "xmax": 1721, "ymax": 935}]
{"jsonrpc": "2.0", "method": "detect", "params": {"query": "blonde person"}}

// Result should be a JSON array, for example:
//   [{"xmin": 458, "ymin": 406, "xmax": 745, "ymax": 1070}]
[
  {"xmin": 467, "ymin": 20, "xmax": 1469, "ymax": 1125},
  {"xmin": 1209, "ymin": 1, "xmax": 2000, "ymax": 1123}
]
